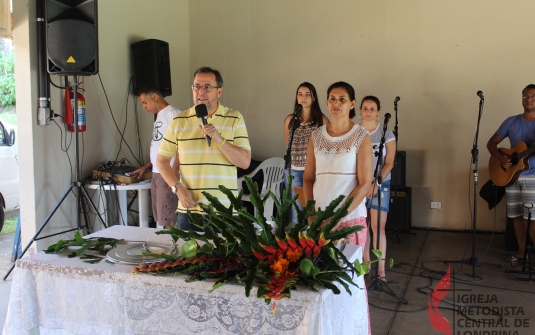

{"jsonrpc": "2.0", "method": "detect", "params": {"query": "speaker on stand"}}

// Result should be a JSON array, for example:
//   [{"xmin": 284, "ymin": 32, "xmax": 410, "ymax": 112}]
[
  {"xmin": 46, "ymin": 0, "xmax": 98, "ymax": 76},
  {"xmin": 5, "ymin": 0, "xmax": 105, "ymax": 280}
]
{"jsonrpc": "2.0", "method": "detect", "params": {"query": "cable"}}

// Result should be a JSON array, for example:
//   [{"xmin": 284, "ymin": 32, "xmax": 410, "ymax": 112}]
[
  {"xmin": 97, "ymin": 73, "xmax": 142, "ymax": 166},
  {"xmin": 114, "ymin": 77, "xmax": 134, "ymax": 164},
  {"xmin": 132, "ymin": 80, "xmax": 144, "ymax": 165},
  {"xmin": 49, "ymin": 76, "xmax": 68, "ymax": 89},
  {"xmin": 51, "ymin": 117, "xmax": 74, "ymax": 180}
]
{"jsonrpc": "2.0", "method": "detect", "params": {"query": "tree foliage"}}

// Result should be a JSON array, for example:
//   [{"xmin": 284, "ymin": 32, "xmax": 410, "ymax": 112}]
[{"xmin": 0, "ymin": 51, "xmax": 15, "ymax": 107}]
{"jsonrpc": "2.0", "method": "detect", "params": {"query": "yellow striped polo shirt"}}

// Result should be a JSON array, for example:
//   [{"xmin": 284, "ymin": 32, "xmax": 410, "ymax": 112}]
[{"xmin": 159, "ymin": 103, "xmax": 251, "ymax": 215}]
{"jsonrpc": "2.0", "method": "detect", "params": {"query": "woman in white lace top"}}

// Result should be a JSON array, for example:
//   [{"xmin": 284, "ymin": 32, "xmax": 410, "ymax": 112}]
[{"xmin": 303, "ymin": 82, "xmax": 373, "ymax": 245}]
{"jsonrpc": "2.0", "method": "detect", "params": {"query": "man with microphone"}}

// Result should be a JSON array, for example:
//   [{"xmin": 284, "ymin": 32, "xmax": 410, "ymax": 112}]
[{"xmin": 156, "ymin": 66, "xmax": 251, "ymax": 230}]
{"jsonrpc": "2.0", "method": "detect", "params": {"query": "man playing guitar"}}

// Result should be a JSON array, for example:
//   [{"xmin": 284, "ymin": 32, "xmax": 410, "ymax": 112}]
[{"xmin": 487, "ymin": 84, "xmax": 535, "ymax": 263}]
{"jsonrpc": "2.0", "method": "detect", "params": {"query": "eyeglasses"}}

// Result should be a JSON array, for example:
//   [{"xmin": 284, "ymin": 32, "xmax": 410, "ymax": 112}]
[
  {"xmin": 191, "ymin": 84, "xmax": 220, "ymax": 92},
  {"xmin": 523, "ymin": 95, "xmax": 535, "ymax": 100}
]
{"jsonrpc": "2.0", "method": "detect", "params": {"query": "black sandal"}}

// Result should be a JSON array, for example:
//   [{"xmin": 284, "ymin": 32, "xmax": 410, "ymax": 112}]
[{"xmin": 505, "ymin": 255, "xmax": 524, "ymax": 263}]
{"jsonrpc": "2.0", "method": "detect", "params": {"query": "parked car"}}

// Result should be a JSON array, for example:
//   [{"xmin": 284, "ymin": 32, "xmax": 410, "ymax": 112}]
[{"xmin": 0, "ymin": 120, "xmax": 18, "ymax": 232}]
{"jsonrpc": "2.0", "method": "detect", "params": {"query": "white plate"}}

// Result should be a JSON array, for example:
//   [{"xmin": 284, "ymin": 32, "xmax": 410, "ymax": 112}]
[{"xmin": 106, "ymin": 242, "xmax": 173, "ymax": 265}]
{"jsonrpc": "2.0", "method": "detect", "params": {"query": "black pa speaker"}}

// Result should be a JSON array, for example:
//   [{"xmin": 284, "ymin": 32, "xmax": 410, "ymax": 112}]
[
  {"xmin": 131, "ymin": 39, "xmax": 172, "ymax": 97},
  {"xmin": 386, "ymin": 187, "xmax": 412, "ymax": 231},
  {"xmin": 46, "ymin": 0, "xmax": 98, "ymax": 76},
  {"xmin": 390, "ymin": 151, "xmax": 406, "ymax": 188}
]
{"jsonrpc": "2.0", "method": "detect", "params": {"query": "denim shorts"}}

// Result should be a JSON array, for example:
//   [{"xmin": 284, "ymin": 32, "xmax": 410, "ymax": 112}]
[{"xmin": 366, "ymin": 180, "xmax": 391, "ymax": 213}]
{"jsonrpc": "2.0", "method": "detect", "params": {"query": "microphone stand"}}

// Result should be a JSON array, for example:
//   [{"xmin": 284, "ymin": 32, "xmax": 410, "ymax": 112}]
[
  {"xmin": 444, "ymin": 93, "xmax": 501, "ymax": 278},
  {"xmin": 390, "ymin": 98, "xmax": 402, "ymax": 243},
  {"xmin": 283, "ymin": 109, "xmax": 300, "ymax": 208},
  {"xmin": 367, "ymin": 118, "xmax": 408, "ymax": 304},
  {"xmin": 389, "ymin": 98, "xmax": 416, "ymax": 242}
]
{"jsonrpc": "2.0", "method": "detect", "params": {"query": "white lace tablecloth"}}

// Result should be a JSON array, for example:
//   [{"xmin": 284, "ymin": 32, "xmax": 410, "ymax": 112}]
[{"xmin": 3, "ymin": 226, "xmax": 370, "ymax": 335}]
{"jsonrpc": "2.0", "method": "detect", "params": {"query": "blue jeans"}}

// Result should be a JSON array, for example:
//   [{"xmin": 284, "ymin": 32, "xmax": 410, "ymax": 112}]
[
  {"xmin": 283, "ymin": 169, "xmax": 304, "ymax": 222},
  {"xmin": 176, "ymin": 212, "xmax": 229, "ymax": 233},
  {"xmin": 176, "ymin": 212, "xmax": 204, "ymax": 232}
]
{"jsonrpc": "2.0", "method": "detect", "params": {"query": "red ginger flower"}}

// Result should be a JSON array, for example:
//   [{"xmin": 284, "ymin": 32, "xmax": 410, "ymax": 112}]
[
  {"xmin": 253, "ymin": 243, "xmax": 284, "ymax": 263},
  {"xmin": 298, "ymin": 232, "xmax": 322, "ymax": 257},
  {"xmin": 285, "ymin": 248, "xmax": 302, "ymax": 262},
  {"xmin": 270, "ymin": 255, "xmax": 290, "ymax": 276}
]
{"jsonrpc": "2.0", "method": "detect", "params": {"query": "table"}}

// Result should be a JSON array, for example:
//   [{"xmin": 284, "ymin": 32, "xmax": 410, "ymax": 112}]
[
  {"xmin": 86, "ymin": 182, "xmax": 152, "ymax": 227},
  {"xmin": 3, "ymin": 226, "xmax": 370, "ymax": 335}
]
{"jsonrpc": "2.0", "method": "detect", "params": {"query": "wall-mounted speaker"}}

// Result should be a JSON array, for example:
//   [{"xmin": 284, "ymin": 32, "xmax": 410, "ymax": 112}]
[
  {"xmin": 46, "ymin": 0, "xmax": 98, "ymax": 76},
  {"xmin": 131, "ymin": 39, "xmax": 172, "ymax": 97}
]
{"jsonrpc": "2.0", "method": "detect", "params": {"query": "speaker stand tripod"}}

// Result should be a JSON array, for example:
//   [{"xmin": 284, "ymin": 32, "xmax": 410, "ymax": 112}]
[
  {"xmin": 366, "ymin": 120, "xmax": 408, "ymax": 304},
  {"xmin": 4, "ymin": 76, "xmax": 107, "ymax": 280},
  {"xmin": 443, "ymin": 93, "xmax": 501, "ymax": 279}
]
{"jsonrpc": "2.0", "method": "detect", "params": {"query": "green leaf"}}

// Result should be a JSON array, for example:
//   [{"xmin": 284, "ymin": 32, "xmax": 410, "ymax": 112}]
[
  {"xmin": 319, "ymin": 280, "xmax": 341, "ymax": 294},
  {"xmin": 74, "ymin": 231, "xmax": 84, "ymax": 243},
  {"xmin": 54, "ymin": 239, "xmax": 66, "ymax": 253},
  {"xmin": 198, "ymin": 243, "xmax": 214, "ymax": 255},
  {"xmin": 353, "ymin": 260, "xmax": 369, "ymax": 276},
  {"xmin": 300, "ymin": 258, "xmax": 314, "ymax": 276},
  {"xmin": 372, "ymin": 249, "xmax": 383, "ymax": 260},
  {"xmin": 75, "ymin": 244, "xmax": 92, "ymax": 256},
  {"xmin": 209, "ymin": 279, "xmax": 229, "ymax": 293},
  {"xmin": 332, "ymin": 276, "xmax": 352, "ymax": 295},
  {"xmin": 389, "ymin": 258, "xmax": 395, "ymax": 268},
  {"xmin": 180, "ymin": 239, "xmax": 198, "ymax": 259}
]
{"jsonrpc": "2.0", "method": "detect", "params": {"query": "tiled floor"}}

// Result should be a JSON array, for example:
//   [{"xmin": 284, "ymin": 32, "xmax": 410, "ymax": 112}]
[
  {"xmin": 366, "ymin": 228, "xmax": 535, "ymax": 334},
  {"xmin": 1, "ymin": 227, "xmax": 535, "ymax": 334}
]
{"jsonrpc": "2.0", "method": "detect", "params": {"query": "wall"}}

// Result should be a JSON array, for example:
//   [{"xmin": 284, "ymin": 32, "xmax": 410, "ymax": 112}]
[
  {"xmin": 13, "ymin": 0, "xmax": 190, "ymax": 249},
  {"xmin": 188, "ymin": 0, "xmax": 535, "ymax": 231},
  {"xmin": 14, "ymin": 0, "xmax": 534, "ymax": 247}
]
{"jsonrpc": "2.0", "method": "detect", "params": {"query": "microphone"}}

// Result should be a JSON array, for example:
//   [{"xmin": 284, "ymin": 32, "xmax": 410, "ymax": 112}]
[
  {"xmin": 394, "ymin": 96, "xmax": 400, "ymax": 103},
  {"xmin": 477, "ymin": 91, "xmax": 484, "ymax": 99},
  {"xmin": 195, "ymin": 104, "xmax": 211, "ymax": 146},
  {"xmin": 384, "ymin": 113, "xmax": 391, "ymax": 125},
  {"xmin": 294, "ymin": 104, "xmax": 303, "ymax": 114}
]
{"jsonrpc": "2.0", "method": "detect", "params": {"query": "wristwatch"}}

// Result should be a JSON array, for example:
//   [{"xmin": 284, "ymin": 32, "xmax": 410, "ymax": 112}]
[{"xmin": 171, "ymin": 182, "xmax": 181, "ymax": 194}]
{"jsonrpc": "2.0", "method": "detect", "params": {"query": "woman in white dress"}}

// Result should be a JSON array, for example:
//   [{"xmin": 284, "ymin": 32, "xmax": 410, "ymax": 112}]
[{"xmin": 303, "ymin": 82, "xmax": 372, "ymax": 245}]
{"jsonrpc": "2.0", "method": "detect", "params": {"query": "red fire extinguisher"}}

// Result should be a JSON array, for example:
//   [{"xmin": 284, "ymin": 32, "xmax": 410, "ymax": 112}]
[{"xmin": 65, "ymin": 85, "xmax": 86, "ymax": 132}]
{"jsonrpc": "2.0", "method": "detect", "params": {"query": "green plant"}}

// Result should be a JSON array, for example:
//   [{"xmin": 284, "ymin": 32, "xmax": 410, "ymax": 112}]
[
  {"xmin": 44, "ymin": 231, "xmax": 124, "ymax": 263},
  {"xmin": 134, "ymin": 175, "xmax": 384, "ymax": 310},
  {"xmin": 0, "ymin": 51, "xmax": 15, "ymax": 107},
  {"xmin": 0, "ymin": 216, "xmax": 18, "ymax": 234}
]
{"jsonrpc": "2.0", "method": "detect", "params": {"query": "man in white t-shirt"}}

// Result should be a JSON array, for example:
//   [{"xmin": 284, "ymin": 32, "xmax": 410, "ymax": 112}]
[{"xmin": 132, "ymin": 85, "xmax": 181, "ymax": 227}]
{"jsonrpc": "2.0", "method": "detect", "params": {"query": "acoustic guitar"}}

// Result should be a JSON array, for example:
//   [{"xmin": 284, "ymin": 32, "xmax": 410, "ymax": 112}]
[{"xmin": 489, "ymin": 141, "xmax": 535, "ymax": 186}]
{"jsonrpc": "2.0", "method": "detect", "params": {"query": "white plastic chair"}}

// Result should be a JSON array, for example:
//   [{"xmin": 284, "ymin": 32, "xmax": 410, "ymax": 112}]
[{"xmin": 237, "ymin": 157, "xmax": 285, "ymax": 219}]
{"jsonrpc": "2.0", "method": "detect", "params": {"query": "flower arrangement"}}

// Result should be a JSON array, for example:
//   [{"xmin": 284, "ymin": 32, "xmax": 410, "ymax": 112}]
[{"xmin": 133, "ymin": 175, "xmax": 380, "ymax": 311}]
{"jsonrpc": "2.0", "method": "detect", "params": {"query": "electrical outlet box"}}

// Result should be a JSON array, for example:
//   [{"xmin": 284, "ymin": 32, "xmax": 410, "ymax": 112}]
[{"xmin": 430, "ymin": 201, "xmax": 442, "ymax": 209}]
